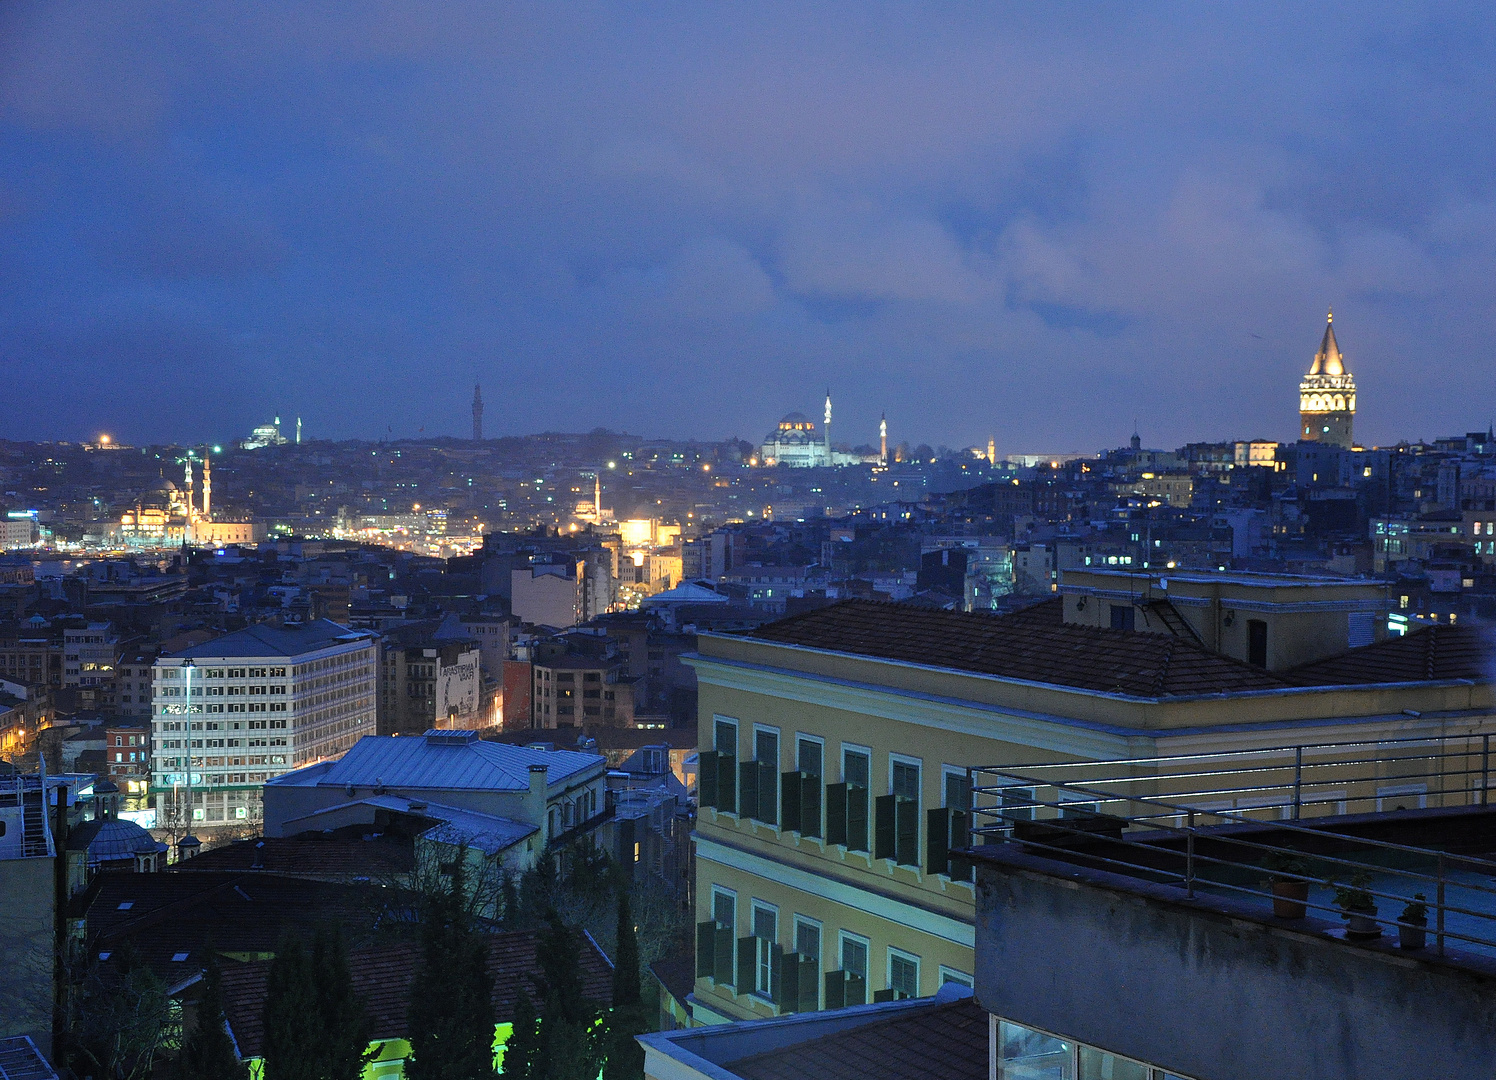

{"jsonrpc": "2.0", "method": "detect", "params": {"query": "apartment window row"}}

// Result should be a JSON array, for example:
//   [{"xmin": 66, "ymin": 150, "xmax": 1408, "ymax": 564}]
[
  {"xmin": 697, "ymin": 887, "xmax": 970, "ymax": 1013},
  {"xmin": 697, "ymin": 717, "xmax": 974, "ymax": 880},
  {"xmin": 995, "ymin": 1018, "xmax": 1196, "ymax": 1080}
]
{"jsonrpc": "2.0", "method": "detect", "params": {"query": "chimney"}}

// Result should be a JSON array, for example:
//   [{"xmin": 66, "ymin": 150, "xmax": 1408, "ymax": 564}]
[{"xmin": 528, "ymin": 763, "xmax": 549, "ymax": 843}]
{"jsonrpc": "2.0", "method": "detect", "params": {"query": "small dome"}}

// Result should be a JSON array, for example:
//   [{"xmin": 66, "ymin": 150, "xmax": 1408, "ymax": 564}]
[{"xmin": 68, "ymin": 817, "xmax": 167, "ymax": 866}]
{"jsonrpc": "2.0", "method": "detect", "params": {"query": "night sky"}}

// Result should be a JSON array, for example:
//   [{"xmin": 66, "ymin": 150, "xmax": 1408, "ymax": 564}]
[{"xmin": 2, "ymin": 3, "xmax": 1494, "ymax": 452}]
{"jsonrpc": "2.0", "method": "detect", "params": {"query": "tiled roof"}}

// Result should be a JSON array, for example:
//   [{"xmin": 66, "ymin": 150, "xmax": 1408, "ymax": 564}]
[
  {"xmin": 1286, "ymin": 623, "xmax": 1495, "ymax": 685},
  {"xmin": 746, "ymin": 599, "xmax": 1288, "ymax": 698},
  {"xmin": 218, "ymin": 931, "xmax": 615, "ymax": 1059},
  {"xmin": 85, "ymin": 871, "xmax": 392, "ymax": 983},
  {"xmin": 169, "ymin": 835, "xmax": 416, "ymax": 881},
  {"xmin": 169, "ymin": 619, "xmax": 375, "ymax": 659},
  {"xmin": 270, "ymin": 732, "xmax": 603, "ymax": 792},
  {"xmin": 724, "ymin": 997, "xmax": 988, "ymax": 1080}
]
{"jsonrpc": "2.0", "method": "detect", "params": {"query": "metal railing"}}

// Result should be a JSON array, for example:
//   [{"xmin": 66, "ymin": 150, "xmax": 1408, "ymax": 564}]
[{"xmin": 967, "ymin": 734, "xmax": 1496, "ymax": 959}]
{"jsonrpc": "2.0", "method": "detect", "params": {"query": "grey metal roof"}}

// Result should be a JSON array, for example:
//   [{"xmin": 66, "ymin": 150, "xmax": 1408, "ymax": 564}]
[
  {"xmin": 278, "ymin": 794, "xmax": 536, "ymax": 855},
  {"xmin": 167, "ymin": 620, "xmax": 375, "ymax": 660},
  {"xmin": 0, "ymin": 1036, "xmax": 58, "ymax": 1080},
  {"xmin": 268, "ymin": 731, "xmax": 603, "ymax": 793}
]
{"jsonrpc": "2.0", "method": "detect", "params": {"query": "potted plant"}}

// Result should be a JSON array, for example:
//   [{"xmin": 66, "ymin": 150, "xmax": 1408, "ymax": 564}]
[
  {"xmin": 1398, "ymin": 894, "xmax": 1428, "ymax": 950},
  {"xmin": 1331, "ymin": 872, "xmax": 1381, "ymax": 939},
  {"xmin": 1261, "ymin": 850, "xmax": 1311, "ymax": 919}
]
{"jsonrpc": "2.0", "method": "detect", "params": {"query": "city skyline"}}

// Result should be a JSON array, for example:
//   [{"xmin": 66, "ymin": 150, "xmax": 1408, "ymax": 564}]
[{"xmin": 4, "ymin": 5, "xmax": 1496, "ymax": 448}]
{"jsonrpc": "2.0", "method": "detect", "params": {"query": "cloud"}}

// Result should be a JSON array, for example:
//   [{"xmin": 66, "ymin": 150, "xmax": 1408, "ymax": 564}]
[{"xmin": 0, "ymin": 1, "xmax": 1492, "ymax": 449}]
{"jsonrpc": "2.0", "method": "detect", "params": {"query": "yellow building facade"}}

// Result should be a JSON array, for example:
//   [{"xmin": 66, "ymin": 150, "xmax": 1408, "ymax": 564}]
[{"xmin": 686, "ymin": 585, "xmax": 1495, "ymax": 1024}]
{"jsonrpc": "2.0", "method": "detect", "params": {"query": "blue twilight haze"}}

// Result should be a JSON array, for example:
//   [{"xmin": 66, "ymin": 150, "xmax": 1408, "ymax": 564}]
[{"xmin": 1, "ymin": 2, "xmax": 1494, "ymax": 450}]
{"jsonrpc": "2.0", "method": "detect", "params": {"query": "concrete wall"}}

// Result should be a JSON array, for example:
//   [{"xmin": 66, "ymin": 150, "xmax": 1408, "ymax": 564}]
[
  {"xmin": 0, "ymin": 855, "xmax": 56, "ymax": 1058},
  {"xmin": 974, "ymin": 851, "xmax": 1496, "ymax": 1080}
]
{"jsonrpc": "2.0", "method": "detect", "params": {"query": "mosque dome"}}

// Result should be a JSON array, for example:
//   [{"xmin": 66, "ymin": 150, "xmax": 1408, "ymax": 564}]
[
  {"xmin": 779, "ymin": 411, "xmax": 814, "ymax": 431},
  {"xmin": 68, "ymin": 816, "xmax": 168, "ymax": 869}
]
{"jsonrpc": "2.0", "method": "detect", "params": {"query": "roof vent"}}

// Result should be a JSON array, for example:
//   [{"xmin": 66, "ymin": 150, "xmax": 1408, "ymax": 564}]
[{"xmin": 423, "ymin": 729, "xmax": 478, "ymax": 746}]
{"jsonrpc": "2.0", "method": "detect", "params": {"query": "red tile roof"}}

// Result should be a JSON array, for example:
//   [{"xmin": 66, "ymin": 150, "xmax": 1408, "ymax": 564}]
[
  {"xmin": 218, "ymin": 930, "xmax": 615, "ymax": 1059},
  {"xmin": 723, "ymin": 997, "xmax": 988, "ymax": 1080},
  {"xmin": 1286, "ymin": 623, "xmax": 1495, "ymax": 685},
  {"xmin": 746, "ymin": 599, "xmax": 1289, "ymax": 698},
  {"xmin": 171, "ymin": 836, "xmax": 415, "ymax": 881}
]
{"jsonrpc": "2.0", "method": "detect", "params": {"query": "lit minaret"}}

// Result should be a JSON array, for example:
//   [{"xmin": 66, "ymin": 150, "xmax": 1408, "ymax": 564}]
[
  {"xmin": 202, "ymin": 453, "xmax": 211, "ymax": 519},
  {"xmin": 880, "ymin": 413, "xmax": 888, "ymax": 466},
  {"xmin": 987, "ymin": 438, "xmax": 996, "ymax": 466},
  {"xmin": 472, "ymin": 384, "xmax": 484, "ymax": 441},
  {"xmin": 296, "ymin": 417, "xmax": 302, "ymax": 445},
  {"xmin": 824, "ymin": 390, "xmax": 832, "ymax": 465},
  {"xmin": 183, "ymin": 456, "xmax": 195, "ymax": 519},
  {"xmin": 593, "ymin": 470, "xmax": 603, "ymax": 524}
]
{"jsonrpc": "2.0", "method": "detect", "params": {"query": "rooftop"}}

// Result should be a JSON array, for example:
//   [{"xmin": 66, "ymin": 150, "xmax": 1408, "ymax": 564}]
[
  {"xmin": 267, "ymin": 729, "xmax": 603, "ymax": 793},
  {"xmin": 219, "ymin": 931, "xmax": 614, "ymax": 1059},
  {"xmin": 166, "ymin": 619, "xmax": 375, "ymax": 660}
]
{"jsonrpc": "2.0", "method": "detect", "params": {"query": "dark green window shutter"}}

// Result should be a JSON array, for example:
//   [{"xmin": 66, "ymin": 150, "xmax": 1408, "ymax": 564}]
[
  {"xmin": 696, "ymin": 920, "xmax": 716, "ymax": 979},
  {"xmin": 872, "ymin": 988, "xmax": 895, "ymax": 1003},
  {"xmin": 949, "ymin": 807, "xmax": 973, "ymax": 881},
  {"xmin": 718, "ymin": 753, "xmax": 736, "ymax": 812},
  {"xmin": 770, "ymin": 944, "xmax": 787, "ymax": 1008},
  {"xmin": 874, "ymin": 794, "xmax": 896, "ymax": 859},
  {"xmin": 757, "ymin": 761, "xmax": 778, "ymax": 825},
  {"xmin": 847, "ymin": 972, "xmax": 866, "ymax": 1007},
  {"xmin": 824, "ymin": 970, "xmax": 845, "ymax": 1010},
  {"xmin": 737, "ymin": 936, "xmax": 755, "ymax": 992},
  {"xmin": 802, "ymin": 776, "xmax": 822, "ymax": 839},
  {"xmin": 781, "ymin": 771, "xmax": 802, "ymax": 833},
  {"xmin": 927, "ymin": 807, "xmax": 949, "ymax": 876},
  {"xmin": 715, "ymin": 926, "xmax": 735, "ymax": 983},
  {"xmin": 798, "ymin": 957, "xmax": 819, "ymax": 1011},
  {"xmin": 826, "ymin": 782, "xmax": 848, "ymax": 845},
  {"xmin": 699, "ymin": 751, "xmax": 718, "ymax": 808},
  {"xmin": 895, "ymin": 797, "xmax": 919, "ymax": 867},
  {"xmin": 739, "ymin": 759, "xmax": 759, "ymax": 821},
  {"xmin": 847, "ymin": 785, "xmax": 869, "ymax": 852}
]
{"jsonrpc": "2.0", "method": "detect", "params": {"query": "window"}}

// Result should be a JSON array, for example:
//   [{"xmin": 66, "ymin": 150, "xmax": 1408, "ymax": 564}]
[
  {"xmin": 794, "ymin": 918, "xmax": 820, "ymax": 965},
  {"xmin": 742, "ymin": 727, "xmax": 779, "ymax": 825},
  {"xmin": 939, "ymin": 966, "xmax": 973, "ymax": 988},
  {"xmin": 887, "ymin": 949, "xmax": 919, "ymax": 1000},
  {"xmin": 1109, "ymin": 604, "xmax": 1135, "ymax": 631},
  {"xmin": 1247, "ymin": 619, "xmax": 1268, "ymax": 668},
  {"xmin": 840, "ymin": 934, "xmax": 868, "ymax": 980},
  {"xmin": 877, "ymin": 756, "xmax": 921, "ymax": 866},
  {"xmin": 831, "ymin": 746, "xmax": 872, "ymax": 852},
  {"xmin": 997, "ymin": 1021, "xmax": 1075, "ymax": 1080},
  {"xmin": 752, "ymin": 903, "xmax": 778, "ymax": 997}
]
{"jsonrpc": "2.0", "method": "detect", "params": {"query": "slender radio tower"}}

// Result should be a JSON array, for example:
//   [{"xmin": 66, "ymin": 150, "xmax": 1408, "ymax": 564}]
[{"xmin": 472, "ymin": 383, "xmax": 484, "ymax": 441}]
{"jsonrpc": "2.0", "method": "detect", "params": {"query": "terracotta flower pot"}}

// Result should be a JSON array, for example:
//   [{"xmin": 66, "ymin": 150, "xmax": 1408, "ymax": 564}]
[
  {"xmin": 1271, "ymin": 879, "xmax": 1309, "ymax": 919},
  {"xmin": 1398, "ymin": 921, "xmax": 1427, "ymax": 950}
]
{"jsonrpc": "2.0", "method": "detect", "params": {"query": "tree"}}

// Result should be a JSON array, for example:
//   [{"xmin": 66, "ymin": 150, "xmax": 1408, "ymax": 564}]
[
  {"xmin": 312, "ymin": 925, "xmax": 375, "ymax": 1080},
  {"xmin": 602, "ymin": 893, "xmax": 646, "ymax": 1080},
  {"xmin": 175, "ymin": 955, "xmax": 247, "ymax": 1080},
  {"xmin": 68, "ymin": 944, "xmax": 173, "ymax": 1080},
  {"xmin": 261, "ymin": 935, "xmax": 321, "ymax": 1080},
  {"xmin": 531, "ymin": 910, "xmax": 601, "ymax": 1080},
  {"xmin": 501, "ymin": 985, "xmax": 539, "ymax": 1080},
  {"xmin": 406, "ymin": 856, "xmax": 497, "ymax": 1080}
]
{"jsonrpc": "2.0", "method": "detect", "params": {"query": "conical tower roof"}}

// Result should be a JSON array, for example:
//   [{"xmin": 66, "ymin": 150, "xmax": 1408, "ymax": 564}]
[{"xmin": 1309, "ymin": 309, "xmax": 1345, "ymax": 376}]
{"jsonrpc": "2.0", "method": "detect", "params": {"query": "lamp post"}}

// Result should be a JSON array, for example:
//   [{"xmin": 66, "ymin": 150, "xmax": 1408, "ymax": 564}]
[{"xmin": 182, "ymin": 658, "xmax": 195, "ymax": 834}]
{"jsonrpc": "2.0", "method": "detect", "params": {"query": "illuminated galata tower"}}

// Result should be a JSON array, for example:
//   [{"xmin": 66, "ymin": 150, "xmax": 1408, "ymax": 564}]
[{"xmin": 1299, "ymin": 309, "xmax": 1356, "ymax": 448}]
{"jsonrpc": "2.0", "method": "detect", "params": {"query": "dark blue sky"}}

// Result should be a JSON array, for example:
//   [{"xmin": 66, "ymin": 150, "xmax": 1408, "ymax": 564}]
[{"xmin": 2, "ymin": 3, "xmax": 1494, "ymax": 452}]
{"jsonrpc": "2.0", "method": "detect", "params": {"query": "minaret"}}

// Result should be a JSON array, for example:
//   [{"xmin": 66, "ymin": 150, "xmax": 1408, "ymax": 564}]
[
  {"xmin": 1299, "ymin": 308, "xmax": 1356, "ymax": 448},
  {"xmin": 593, "ymin": 470, "xmax": 603, "ymax": 524},
  {"xmin": 823, "ymin": 390, "xmax": 832, "ymax": 466},
  {"xmin": 295, "ymin": 417, "xmax": 302, "ymax": 445},
  {"xmin": 987, "ymin": 438, "xmax": 996, "ymax": 466},
  {"xmin": 183, "ymin": 457, "xmax": 194, "ymax": 519},
  {"xmin": 472, "ymin": 384, "xmax": 484, "ymax": 441},
  {"xmin": 880, "ymin": 413, "xmax": 888, "ymax": 466},
  {"xmin": 202, "ymin": 454, "xmax": 211, "ymax": 519}
]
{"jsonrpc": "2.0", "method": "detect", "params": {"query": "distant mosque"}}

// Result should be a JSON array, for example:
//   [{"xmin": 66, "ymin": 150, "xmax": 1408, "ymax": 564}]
[
  {"xmin": 758, "ymin": 392, "xmax": 866, "ymax": 467},
  {"xmin": 1298, "ymin": 309, "xmax": 1357, "ymax": 448}
]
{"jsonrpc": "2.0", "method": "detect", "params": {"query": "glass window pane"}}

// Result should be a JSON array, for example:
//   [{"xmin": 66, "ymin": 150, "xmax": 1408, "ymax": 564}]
[
  {"xmin": 892, "ymin": 761, "xmax": 920, "ymax": 802},
  {"xmin": 712, "ymin": 891, "xmax": 734, "ymax": 930},
  {"xmin": 715, "ymin": 720, "xmax": 736, "ymax": 754},
  {"xmin": 945, "ymin": 771, "xmax": 970, "ymax": 809},
  {"xmin": 844, "ymin": 750, "xmax": 869, "ymax": 788},
  {"xmin": 756, "ymin": 729, "xmax": 778, "ymax": 765},
  {"xmin": 998, "ymin": 1021, "xmax": 1074, "ymax": 1080},
  {"xmin": 753, "ymin": 906, "xmax": 776, "ymax": 941},
  {"xmin": 841, "ymin": 937, "xmax": 868, "ymax": 979},
  {"xmin": 798, "ymin": 739, "xmax": 823, "ymax": 777},
  {"xmin": 889, "ymin": 953, "xmax": 919, "ymax": 997},
  {"xmin": 1079, "ymin": 1047, "xmax": 1149, "ymax": 1080},
  {"xmin": 795, "ymin": 921, "xmax": 820, "ymax": 962}
]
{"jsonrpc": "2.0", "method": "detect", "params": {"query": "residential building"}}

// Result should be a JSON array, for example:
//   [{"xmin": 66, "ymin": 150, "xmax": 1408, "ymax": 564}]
[
  {"xmin": 105, "ymin": 723, "xmax": 151, "ymax": 796},
  {"xmin": 685, "ymin": 587, "xmax": 1494, "ymax": 1023},
  {"xmin": 63, "ymin": 621, "xmax": 118, "ymax": 688},
  {"xmin": 531, "ymin": 654, "xmax": 635, "ymax": 729},
  {"xmin": 113, "ymin": 646, "xmax": 159, "ymax": 723},
  {"xmin": 377, "ymin": 616, "xmax": 484, "ymax": 736},
  {"xmin": 512, "ymin": 559, "xmax": 585, "ymax": 628},
  {"xmin": 150, "ymin": 619, "xmax": 379, "ymax": 830},
  {"xmin": 0, "ymin": 772, "xmax": 55, "ymax": 1060}
]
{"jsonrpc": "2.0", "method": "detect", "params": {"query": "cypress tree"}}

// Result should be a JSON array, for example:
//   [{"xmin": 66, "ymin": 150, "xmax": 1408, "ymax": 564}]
[
  {"xmin": 175, "ymin": 955, "xmax": 247, "ymax": 1080},
  {"xmin": 406, "ymin": 857, "xmax": 497, "ymax": 1080},
  {"xmin": 602, "ymin": 893, "xmax": 646, "ymax": 1080},
  {"xmin": 261, "ymin": 936, "xmax": 321, "ymax": 1080},
  {"xmin": 532, "ymin": 911, "xmax": 600, "ymax": 1080},
  {"xmin": 501, "ymin": 985, "xmax": 539, "ymax": 1080},
  {"xmin": 312, "ymin": 925, "xmax": 375, "ymax": 1080}
]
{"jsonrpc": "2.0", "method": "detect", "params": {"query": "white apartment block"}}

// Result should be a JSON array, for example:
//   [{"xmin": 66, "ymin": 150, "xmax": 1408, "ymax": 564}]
[{"xmin": 151, "ymin": 619, "xmax": 378, "ymax": 828}]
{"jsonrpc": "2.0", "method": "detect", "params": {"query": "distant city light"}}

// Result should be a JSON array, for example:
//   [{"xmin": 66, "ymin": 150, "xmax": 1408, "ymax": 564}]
[{"xmin": 99, "ymin": 434, "xmax": 111, "ymax": 444}]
